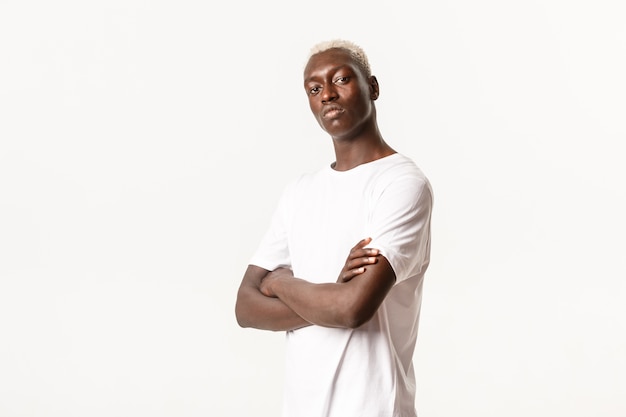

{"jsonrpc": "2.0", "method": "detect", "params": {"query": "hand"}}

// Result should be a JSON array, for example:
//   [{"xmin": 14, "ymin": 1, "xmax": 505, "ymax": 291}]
[
  {"xmin": 260, "ymin": 267, "xmax": 294, "ymax": 297},
  {"xmin": 337, "ymin": 237, "xmax": 380, "ymax": 283}
]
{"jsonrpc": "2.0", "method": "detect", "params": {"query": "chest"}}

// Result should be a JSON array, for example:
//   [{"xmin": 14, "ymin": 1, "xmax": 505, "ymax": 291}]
[{"xmin": 286, "ymin": 177, "xmax": 378, "ymax": 281}]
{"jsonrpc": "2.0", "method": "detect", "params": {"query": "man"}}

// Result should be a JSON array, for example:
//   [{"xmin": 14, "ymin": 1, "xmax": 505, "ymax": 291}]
[{"xmin": 235, "ymin": 39, "xmax": 433, "ymax": 417}]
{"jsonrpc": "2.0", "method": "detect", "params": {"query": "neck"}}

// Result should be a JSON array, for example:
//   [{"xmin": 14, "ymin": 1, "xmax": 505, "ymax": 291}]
[{"xmin": 331, "ymin": 129, "xmax": 396, "ymax": 171}]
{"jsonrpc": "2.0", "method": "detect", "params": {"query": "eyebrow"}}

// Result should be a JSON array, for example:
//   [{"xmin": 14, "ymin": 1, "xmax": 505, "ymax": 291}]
[{"xmin": 304, "ymin": 64, "xmax": 354, "ymax": 83}]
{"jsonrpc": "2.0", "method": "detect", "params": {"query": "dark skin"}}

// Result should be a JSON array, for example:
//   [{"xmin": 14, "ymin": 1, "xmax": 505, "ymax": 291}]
[{"xmin": 235, "ymin": 48, "xmax": 397, "ymax": 330}]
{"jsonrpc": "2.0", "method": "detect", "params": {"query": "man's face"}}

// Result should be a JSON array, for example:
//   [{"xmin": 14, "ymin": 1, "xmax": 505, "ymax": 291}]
[{"xmin": 303, "ymin": 48, "xmax": 377, "ymax": 141}]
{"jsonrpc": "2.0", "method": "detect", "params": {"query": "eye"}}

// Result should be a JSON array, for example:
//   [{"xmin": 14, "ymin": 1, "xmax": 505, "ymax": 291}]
[
  {"xmin": 334, "ymin": 76, "xmax": 350, "ymax": 84},
  {"xmin": 308, "ymin": 86, "xmax": 321, "ymax": 95}
]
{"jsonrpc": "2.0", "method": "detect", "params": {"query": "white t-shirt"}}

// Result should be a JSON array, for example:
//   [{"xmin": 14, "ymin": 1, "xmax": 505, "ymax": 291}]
[{"xmin": 250, "ymin": 153, "xmax": 433, "ymax": 417}]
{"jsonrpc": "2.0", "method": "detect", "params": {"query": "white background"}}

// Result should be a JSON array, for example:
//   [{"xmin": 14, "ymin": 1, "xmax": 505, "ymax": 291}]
[{"xmin": 1, "ymin": 1, "xmax": 625, "ymax": 416}]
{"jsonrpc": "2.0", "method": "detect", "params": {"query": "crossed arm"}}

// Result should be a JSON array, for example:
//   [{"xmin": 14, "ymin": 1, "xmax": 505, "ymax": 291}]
[{"xmin": 235, "ymin": 238, "xmax": 396, "ymax": 331}]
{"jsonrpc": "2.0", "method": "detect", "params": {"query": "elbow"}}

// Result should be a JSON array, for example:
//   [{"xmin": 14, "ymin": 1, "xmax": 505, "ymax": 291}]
[
  {"xmin": 235, "ymin": 314, "xmax": 247, "ymax": 328},
  {"xmin": 236, "ymin": 314, "xmax": 253, "ymax": 329},
  {"xmin": 343, "ymin": 312, "xmax": 374, "ymax": 329},
  {"xmin": 332, "ymin": 288, "xmax": 381, "ymax": 329},
  {"xmin": 339, "ymin": 303, "xmax": 376, "ymax": 329},
  {"xmin": 235, "ymin": 313, "xmax": 245, "ymax": 328},
  {"xmin": 235, "ymin": 287, "xmax": 258, "ymax": 329},
  {"xmin": 235, "ymin": 302, "xmax": 251, "ymax": 328}
]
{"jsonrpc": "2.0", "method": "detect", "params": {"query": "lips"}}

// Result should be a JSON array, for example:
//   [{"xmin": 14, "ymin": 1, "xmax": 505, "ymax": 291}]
[{"xmin": 322, "ymin": 105, "xmax": 344, "ymax": 118}]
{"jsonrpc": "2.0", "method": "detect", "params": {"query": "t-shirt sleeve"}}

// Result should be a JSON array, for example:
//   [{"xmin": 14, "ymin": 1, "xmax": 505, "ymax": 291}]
[
  {"xmin": 367, "ymin": 174, "xmax": 433, "ymax": 283},
  {"xmin": 248, "ymin": 180, "xmax": 295, "ymax": 271}
]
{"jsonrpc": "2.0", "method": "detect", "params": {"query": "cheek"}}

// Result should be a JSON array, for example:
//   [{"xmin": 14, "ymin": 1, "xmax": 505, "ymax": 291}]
[
  {"xmin": 348, "ymin": 96, "xmax": 370, "ymax": 116},
  {"xmin": 308, "ymin": 100, "xmax": 323, "ymax": 118}
]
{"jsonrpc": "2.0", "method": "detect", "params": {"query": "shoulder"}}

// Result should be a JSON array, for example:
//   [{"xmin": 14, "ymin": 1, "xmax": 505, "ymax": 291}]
[
  {"xmin": 372, "ymin": 153, "xmax": 432, "ymax": 199},
  {"xmin": 381, "ymin": 153, "xmax": 428, "ymax": 179}
]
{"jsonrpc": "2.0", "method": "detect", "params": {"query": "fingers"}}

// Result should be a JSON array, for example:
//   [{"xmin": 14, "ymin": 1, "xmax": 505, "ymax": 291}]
[
  {"xmin": 352, "ymin": 247, "xmax": 379, "ymax": 258},
  {"xmin": 349, "ymin": 237, "xmax": 378, "ymax": 255},
  {"xmin": 339, "ymin": 254, "xmax": 379, "ymax": 283},
  {"xmin": 339, "ymin": 262, "xmax": 373, "ymax": 282},
  {"xmin": 351, "ymin": 237, "xmax": 372, "ymax": 251},
  {"xmin": 348, "ymin": 247, "xmax": 380, "ymax": 263},
  {"xmin": 338, "ymin": 237, "xmax": 381, "ymax": 283},
  {"xmin": 339, "ymin": 267, "xmax": 365, "ymax": 283},
  {"xmin": 346, "ymin": 255, "xmax": 378, "ymax": 270}
]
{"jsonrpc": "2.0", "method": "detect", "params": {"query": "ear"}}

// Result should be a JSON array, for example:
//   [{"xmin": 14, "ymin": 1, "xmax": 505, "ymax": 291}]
[{"xmin": 369, "ymin": 75, "xmax": 380, "ymax": 100}]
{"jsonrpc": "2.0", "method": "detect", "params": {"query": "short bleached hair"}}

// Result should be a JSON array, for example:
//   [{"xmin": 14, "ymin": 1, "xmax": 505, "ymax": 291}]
[{"xmin": 307, "ymin": 39, "xmax": 372, "ymax": 77}]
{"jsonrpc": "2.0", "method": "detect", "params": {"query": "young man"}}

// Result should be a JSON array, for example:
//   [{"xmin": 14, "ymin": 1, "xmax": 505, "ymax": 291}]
[{"xmin": 235, "ymin": 39, "xmax": 433, "ymax": 417}]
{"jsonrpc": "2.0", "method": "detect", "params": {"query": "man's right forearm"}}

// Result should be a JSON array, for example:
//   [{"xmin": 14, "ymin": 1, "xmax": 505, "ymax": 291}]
[
  {"xmin": 236, "ymin": 287, "xmax": 311, "ymax": 331},
  {"xmin": 235, "ymin": 265, "xmax": 311, "ymax": 331}
]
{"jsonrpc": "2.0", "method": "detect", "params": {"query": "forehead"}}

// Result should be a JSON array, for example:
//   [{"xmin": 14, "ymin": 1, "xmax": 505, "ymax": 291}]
[{"xmin": 304, "ymin": 48, "xmax": 362, "ymax": 80}]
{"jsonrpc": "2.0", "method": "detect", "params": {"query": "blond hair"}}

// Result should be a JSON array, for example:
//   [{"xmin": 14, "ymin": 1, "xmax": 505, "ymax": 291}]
[{"xmin": 307, "ymin": 39, "xmax": 372, "ymax": 77}]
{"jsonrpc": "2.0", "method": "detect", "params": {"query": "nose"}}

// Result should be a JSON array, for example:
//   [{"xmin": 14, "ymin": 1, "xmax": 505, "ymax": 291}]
[{"xmin": 321, "ymin": 83, "xmax": 338, "ymax": 103}]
